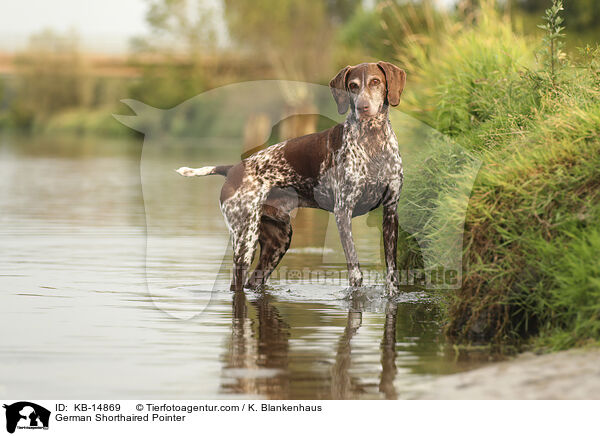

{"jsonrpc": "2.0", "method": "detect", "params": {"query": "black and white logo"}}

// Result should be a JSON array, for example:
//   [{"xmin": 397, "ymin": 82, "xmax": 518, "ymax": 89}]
[{"xmin": 3, "ymin": 402, "xmax": 50, "ymax": 434}]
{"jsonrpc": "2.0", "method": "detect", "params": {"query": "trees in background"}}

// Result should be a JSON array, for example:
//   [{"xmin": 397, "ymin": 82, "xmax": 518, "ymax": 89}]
[
  {"xmin": 130, "ymin": 0, "xmax": 364, "ymax": 139},
  {"xmin": 127, "ymin": 0, "xmax": 224, "ymax": 108},
  {"xmin": 516, "ymin": 0, "xmax": 600, "ymax": 31},
  {"xmin": 512, "ymin": 0, "xmax": 600, "ymax": 46},
  {"xmin": 339, "ymin": 0, "xmax": 449, "ymax": 64},
  {"xmin": 4, "ymin": 0, "xmax": 599, "ymax": 133},
  {"xmin": 11, "ymin": 30, "xmax": 91, "ymax": 128},
  {"xmin": 223, "ymin": 0, "xmax": 360, "ymax": 82},
  {"xmin": 8, "ymin": 29, "xmax": 130, "ymax": 131}
]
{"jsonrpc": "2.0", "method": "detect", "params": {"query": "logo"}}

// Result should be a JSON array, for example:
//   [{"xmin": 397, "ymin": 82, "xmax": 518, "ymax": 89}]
[{"xmin": 3, "ymin": 402, "xmax": 50, "ymax": 434}]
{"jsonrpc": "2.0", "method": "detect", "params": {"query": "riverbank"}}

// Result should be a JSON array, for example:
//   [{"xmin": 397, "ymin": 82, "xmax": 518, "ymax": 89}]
[
  {"xmin": 398, "ymin": 4, "xmax": 600, "ymax": 349},
  {"xmin": 414, "ymin": 348, "xmax": 600, "ymax": 399}
]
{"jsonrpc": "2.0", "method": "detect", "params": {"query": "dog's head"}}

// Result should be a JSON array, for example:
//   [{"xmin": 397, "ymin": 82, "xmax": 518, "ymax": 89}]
[{"xmin": 329, "ymin": 62, "xmax": 406, "ymax": 119}]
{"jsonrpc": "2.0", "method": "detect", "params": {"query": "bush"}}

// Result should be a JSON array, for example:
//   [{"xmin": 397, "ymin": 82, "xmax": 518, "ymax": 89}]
[
  {"xmin": 447, "ymin": 101, "xmax": 600, "ymax": 345},
  {"xmin": 391, "ymin": 1, "xmax": 600, "ymax": 349},
  {"xmin": 11, "ymin": 30, "xmax": 92, "ymax": 128},
  {"xmin": 400, "ymin": 2, "xmax": 536, "ymax": 143}
]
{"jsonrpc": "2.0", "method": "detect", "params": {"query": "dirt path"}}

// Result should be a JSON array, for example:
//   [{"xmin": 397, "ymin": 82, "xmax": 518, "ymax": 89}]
[{"xmin": 413, "ymin": 348, "xmax": 600, "ymax": 399}]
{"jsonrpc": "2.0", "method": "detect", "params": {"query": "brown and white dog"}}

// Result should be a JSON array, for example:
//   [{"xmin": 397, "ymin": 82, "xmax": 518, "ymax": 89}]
[{"xmin": 177, "ymin": 62, "xmax": 406, "ymax": 294}]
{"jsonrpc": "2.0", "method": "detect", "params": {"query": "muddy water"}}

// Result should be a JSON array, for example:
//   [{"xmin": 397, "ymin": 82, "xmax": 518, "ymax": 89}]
[{"xmin": 0, "ymin": 134, "xmax": 483, "ymax": 399}]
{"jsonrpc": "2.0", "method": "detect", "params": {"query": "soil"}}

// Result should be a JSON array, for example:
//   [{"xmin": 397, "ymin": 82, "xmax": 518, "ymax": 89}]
[{"xmin": 413, "ymin": 348, "xmax": 600, "ymax": 399}]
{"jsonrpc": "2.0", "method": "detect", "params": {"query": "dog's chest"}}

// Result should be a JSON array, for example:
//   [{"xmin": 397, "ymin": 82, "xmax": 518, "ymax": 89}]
[
  {"xmin": 314, "ymin": 122, "xmax": 403, "ymax": 213},
  {"xmin": 342, "ymin": 123, "xmax": 401, "ymax": 179}
]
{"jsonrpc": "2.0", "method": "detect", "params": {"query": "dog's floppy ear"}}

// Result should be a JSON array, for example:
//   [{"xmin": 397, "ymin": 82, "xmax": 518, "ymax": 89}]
[
  {"xmin": 377, "ymin": 61, "xmax": 406, "ymax": 107},
  {"xmin": 329, "ymin": 65, "xmax": 352, "ymax": 114}
]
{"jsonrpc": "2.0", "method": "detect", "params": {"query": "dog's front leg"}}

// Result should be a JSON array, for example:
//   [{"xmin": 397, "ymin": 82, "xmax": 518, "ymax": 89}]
[
  {"xmin": 383, "ymin": 203, "xmax": 400, "ymax": 295},
  {"xmin": 334, "ymin": 208, "xmax": 363, "ymax": 288}
]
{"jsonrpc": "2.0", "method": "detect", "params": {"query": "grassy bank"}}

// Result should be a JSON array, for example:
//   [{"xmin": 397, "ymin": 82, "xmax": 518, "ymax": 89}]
[{"xmin": 398, "ymin": 2, "xmax": 600, "ymax": 350}]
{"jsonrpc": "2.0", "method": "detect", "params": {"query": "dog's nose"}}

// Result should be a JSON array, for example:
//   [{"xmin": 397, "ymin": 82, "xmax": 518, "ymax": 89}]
[{"xmin": 358, "ymin": 104, "xmax": 370, "ymax": 113}]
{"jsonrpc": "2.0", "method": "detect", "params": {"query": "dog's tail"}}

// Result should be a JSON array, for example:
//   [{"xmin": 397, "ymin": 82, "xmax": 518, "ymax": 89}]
[{"xmin": 176, "ymin": 165, "xmax": 233, "ymax": 177}]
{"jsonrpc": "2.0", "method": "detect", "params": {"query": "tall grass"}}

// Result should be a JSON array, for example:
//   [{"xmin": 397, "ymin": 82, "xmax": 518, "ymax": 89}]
[
  {"xmin": 392, "ymin": 0, "xmax": 600, "ymax": 349},
  {"xmin": 400, "ymin": 1, "xmax": 536, "ymax": 145}
]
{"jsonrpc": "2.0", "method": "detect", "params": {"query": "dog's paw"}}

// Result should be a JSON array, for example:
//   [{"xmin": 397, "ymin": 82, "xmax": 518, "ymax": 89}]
[
  {"xmin": 176, "ymin": 167, "xmax": 196, "ymax": 177},
  {"xmin": 348, "ymin": 268, "xmax": 363, "ymax": 288}
]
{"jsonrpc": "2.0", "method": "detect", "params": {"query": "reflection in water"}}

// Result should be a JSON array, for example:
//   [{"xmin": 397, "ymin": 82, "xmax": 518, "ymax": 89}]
[
  {"xmin": 223, "ymin": 291, "xmax": 290, "ymax": 399},
  {"xmin": 379, "ymin": 302, "xmax": 398, "ymax": 399},
  {"xmin": 0, "ymin": 135, "xmax": 493, "ymax": 399},
  {"xmin": 221, "ymin": 291, "xmax": 429, "ymax": 400},
  {"xmin": 331, "ymin": 305, "xmax": 363, "ymax": 399}
]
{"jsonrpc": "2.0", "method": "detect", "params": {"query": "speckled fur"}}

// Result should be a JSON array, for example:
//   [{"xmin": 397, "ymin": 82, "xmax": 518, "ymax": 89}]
[{"xmin": 177, "ymin": 62, "xmax": 406, "ymax": 294}]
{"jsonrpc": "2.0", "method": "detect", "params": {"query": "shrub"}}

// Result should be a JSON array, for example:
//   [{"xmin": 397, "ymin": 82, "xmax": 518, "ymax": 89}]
[
  {"xmin": 446, "ymin": 101, "xmax": 600, "ymax": 344},
  {"xmin": 391, "ymin": 0, "xmax": 600, "ymax": 348},
  {"xmin": 400, "ymin": 1, "xmax": 535, "ymax": 142}
]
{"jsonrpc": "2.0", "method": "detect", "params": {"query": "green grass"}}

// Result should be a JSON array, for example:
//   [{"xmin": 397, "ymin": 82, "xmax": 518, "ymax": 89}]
[
  {"xmin": 400, "ymin": 2, "xmax": 536, "ymax": 143},
  {"xmin": 392, "ymin": 1, "xmax": 600, "ymax": 350},
  {"xmin": 446, "ymin": 108, "xmax": 600, "ymax": 346}
]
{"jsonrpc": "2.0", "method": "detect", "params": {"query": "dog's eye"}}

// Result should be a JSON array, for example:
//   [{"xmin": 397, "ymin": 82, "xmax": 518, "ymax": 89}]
[
  {"xmin": 370, "ymin": 78, "xmax": 380, "ymax": 86},
  {"xmin": 348, "ymin": 83, "xmax": 359, "ymax": 92}
]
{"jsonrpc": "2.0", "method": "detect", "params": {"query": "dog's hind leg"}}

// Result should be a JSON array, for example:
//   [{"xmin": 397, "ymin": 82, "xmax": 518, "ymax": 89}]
[
  {"xmin": 222, "ymin": 184, "xmax": 292, "ymax": 291},
  {"xmin": 230, "ymin": 229, "xmax": 260, "ymax": 292},
  {"xmin": 246, "ymin": 215, "xmax": 292, "ymax": 289},
  {"xmin": 222, "ymin": 198, "xmax": 264, "ymax": 292}
]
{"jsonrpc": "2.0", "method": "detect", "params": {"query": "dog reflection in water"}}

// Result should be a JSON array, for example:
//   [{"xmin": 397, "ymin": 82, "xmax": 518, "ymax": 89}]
[{"xmin": 220, "ymin": 291, "xmax": 399, "ymax": 399}]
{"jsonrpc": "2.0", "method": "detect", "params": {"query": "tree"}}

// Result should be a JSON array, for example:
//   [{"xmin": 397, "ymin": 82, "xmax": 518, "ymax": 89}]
[
  {"xmin": 338, "ymin": 0, "xmax": 447, "ymax": 63},
  {"xmin": 222, "ymin": 0, "xmax": 360, "ymax": 141},
  {"xmin": 12, "ymin": 30, "xmax": 91, "ymax": 127},
  {"xmin": 129, "ymin": 0, "xmax": 228, "ymax": 107},
  {"xmin": 223, "ymin": 0, "xmax": 360, "ymax": 82},
  {"xmin": 136, "ymin": 0, "xmax": 223, "ymax": 56}
]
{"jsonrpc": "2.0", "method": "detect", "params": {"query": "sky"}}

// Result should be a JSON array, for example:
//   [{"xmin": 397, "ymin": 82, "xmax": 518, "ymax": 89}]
[
  {"xmin": 0, "ymin": 0, "xmax": 149, "ymax": 53},
  {"xmin": 0, "ymin": 0, "xmax": 457, "ymax": 54}
]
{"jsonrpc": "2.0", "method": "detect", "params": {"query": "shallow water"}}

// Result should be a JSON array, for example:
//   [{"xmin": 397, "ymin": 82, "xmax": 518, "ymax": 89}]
[{"xmin": 0, "ymin": 134, "xmax": 485, "ymax": 399}]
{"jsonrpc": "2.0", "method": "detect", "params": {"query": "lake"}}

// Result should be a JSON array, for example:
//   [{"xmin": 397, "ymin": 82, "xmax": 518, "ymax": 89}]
[{"xmin": 0, "ymin": 133, "xmax": 487, "ymax": 399}]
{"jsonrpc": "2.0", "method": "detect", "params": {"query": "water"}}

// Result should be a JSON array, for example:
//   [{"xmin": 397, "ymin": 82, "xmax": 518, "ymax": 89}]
[{"xmin": 0, "ymin": 134, "xmax": 485, "ymax": 399}]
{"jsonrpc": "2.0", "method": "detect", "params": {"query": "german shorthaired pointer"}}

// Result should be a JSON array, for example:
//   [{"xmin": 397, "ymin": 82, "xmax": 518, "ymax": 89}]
[{"xmin": 177, "ymin": 62, "xmax": 406, "ymax": 294}]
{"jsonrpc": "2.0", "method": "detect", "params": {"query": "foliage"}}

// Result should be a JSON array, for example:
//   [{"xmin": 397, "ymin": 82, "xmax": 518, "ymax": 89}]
[
  {"xmin": 127, "ymin": 0, "xmax": 222, "ymax": 109},
  {"xmin": 337, "ymin": 0, "xmax": 448, "ymax": 63},
  {"xmin": 393, "ymin": 1, "xmax": 600, "ymax": 349},
  {"xmin": 537, "ymin": 0, "xmax": 565, "ymax": 85},
  {"xmin": 534, "ymin": 227, "xmax": 600, "ymax": 349},
  {"xmin": 516, "ymin": 0, "xmax": 600, "ymax": 32},
  {"xmin": 446, "ymin": 96, "xmax": 600, "ymax": 346},
  {"xmin": 127, "ymin": 63, "xmax": 206, "ymax": 109},
  {"xmin": 223, "ymin": 0, "xmax": 358, "ymax": 81},
  {"xmin": 6, "ymin": 30, "xmax": 129, "ymax": 132},
  {"xmin": 10, "ymin": 30, "xmax": 92, "ymax": 128},
  {"xmin": 400, "ymin": 1, "xmax": 535, "ymax": 139},
  {"xmin": 142, "ymin": 0, "xmax": 222, "ymax": 51}
]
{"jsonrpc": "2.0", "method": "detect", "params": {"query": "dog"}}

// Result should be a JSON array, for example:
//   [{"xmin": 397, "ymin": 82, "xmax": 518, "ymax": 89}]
[{"xmin": 177, "ymin": 61, "xmax": 406, "ymax": 294}]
